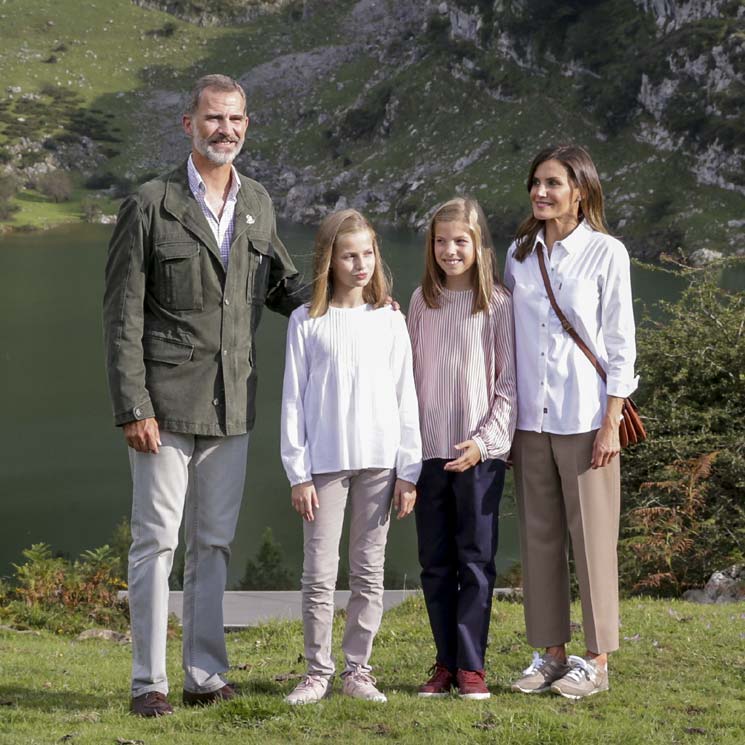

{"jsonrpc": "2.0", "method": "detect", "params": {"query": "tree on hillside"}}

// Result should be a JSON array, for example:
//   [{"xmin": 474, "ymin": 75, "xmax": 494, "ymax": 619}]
[
  {"xmin": 619, "ymin": 278, "xmax": 745, "ymax": 595},
  {"xmin": 36, "ymin": 170, "xmax": 73, "ymax": 203}
]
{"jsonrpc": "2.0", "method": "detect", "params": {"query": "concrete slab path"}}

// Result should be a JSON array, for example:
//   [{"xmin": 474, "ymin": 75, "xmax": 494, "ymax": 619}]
[{"xmin": 167, "ymin": 590, "xmax": 415, "ymax": 629}]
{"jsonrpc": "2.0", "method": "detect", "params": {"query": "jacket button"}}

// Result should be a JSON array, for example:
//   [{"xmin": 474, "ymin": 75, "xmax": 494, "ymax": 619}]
[
  {"xmin": 134, "ymin": 407, "xmax": 142, "ymax": 417},
  {"xmin": 212, "ymin": 398, "xmax": 220, "ymax": 406},
  {"xmin": 224, "ymin": 298, "xmax": 230, "ymax": 306}
]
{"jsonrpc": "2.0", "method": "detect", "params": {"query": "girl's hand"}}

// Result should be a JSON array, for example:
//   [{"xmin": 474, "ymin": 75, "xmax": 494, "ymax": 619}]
[
  {"xmin": 291, "ymin": 481, "xmax": 319, "ymax": 521},
  {"xmin": 393, "ymin": 479, "xmax": 417, "ymax": 519},
  {"xmin": 444, "ymin": 440, "xmax": 481, "ymax": 472},
  {"xmin": 591, "ymin": 421, "xmax": 620, "ymax": 469}
]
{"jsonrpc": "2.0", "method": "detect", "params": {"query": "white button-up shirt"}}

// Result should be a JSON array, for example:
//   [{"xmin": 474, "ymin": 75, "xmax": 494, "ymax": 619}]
[
  {"xmin": 504, "ymin": 220, "xmax": 638, "ymax": 435},
  {"xmin": 187, "ymin": 154, "xmax": 240, "ymax": 268}
]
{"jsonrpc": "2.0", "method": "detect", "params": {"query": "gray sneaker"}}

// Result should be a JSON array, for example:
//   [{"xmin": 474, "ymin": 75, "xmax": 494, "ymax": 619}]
[
  {"xmin": 511, "ymin": 652, "xmax": 571, "ymax": 694},
  {"xmin": 284, "ymin": 674, "xmax": 331, "ymax": 705},
  {"xmin": 550, "ymin": 655, "xmax": 609, "ymax": 699},
  {"xmin": 341, "ymin": 668, "xmax": 387, "ymax": 702}
]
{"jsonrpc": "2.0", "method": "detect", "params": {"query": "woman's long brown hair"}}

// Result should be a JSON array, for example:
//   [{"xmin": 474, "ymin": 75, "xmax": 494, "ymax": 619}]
[{"xmin": 513, "ymin": 144, "xmax": 608, "ymax": 262}]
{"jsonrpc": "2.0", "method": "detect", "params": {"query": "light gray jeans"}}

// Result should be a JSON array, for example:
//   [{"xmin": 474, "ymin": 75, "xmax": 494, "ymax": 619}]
[
  {"xmin": 127, "ymin": 430, "xmax": 249, "ymax": 697},
  {"xmin": 302, "ymin": 468, "xmax": 395, "ymax": 678}
]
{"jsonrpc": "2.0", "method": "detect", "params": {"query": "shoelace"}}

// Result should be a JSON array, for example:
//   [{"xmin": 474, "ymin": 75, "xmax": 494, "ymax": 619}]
[
  {"xmin": 458, "ymin": 670, "xmax": 484, "ymax": 683},
  {"xmin": 346, "ymin": 666, "xmax": 378, "ymax": 686},
  {"xmin": 299, "ymin": 674, "xmax": 326, "ymax": 689},
  {"xmin": 349, "ymin": 671, "xmax": 377, "ymax": 685},
  {"xmin": 563, "ymin": 655, "xmax": 593, "ymax": 683},
  {"xmin": 428, "ymin": 664, "xmax": 451, "ymax": 681},
  {"xmin": 522, "ymin": 651, "xmax": 545, "ymax": 675}
]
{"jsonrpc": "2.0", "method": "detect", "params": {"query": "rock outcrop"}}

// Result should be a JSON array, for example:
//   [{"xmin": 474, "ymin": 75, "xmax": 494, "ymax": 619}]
[{"xmin": 683, "ymin": 564, "xmax": 745, "ymax": 604}]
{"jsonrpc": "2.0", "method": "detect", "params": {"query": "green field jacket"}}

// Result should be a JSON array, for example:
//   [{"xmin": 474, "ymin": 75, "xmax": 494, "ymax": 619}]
[{"xmin": 103, "ymin": 161, "xmax": 307, "ymax": 436}]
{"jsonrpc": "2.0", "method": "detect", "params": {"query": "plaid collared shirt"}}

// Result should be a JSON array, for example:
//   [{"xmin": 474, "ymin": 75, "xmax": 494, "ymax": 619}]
[{"xmin": 187, "ymin": 154, "xmax": 241, "ymax": 267}]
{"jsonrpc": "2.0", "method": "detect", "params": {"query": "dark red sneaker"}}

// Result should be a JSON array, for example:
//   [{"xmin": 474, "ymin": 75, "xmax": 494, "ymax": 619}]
[
  {"xmin": 418, "ymin": 662, "xmax": 454, "ymax": 698},
  {"xmin": 130, "ymin": 691, "xmax": 174, "ymax": 717},
  {"xmin": 456, "ymin": 669, "xmax": 490, "ymax": 700}
]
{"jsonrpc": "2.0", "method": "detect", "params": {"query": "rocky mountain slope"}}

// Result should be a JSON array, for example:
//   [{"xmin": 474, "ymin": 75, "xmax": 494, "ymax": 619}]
[{"xmin": 1, "ymin": 0, "xmax": 743, "ymax": 261}]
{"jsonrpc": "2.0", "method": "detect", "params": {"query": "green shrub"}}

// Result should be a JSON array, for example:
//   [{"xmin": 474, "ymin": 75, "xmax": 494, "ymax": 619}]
[
  {"xmin": 619, "ymin": 278, "xmax": 745, "ymax": 594},
  {"xmin": 338, "ymin": 84, "xmax": 393, "ymax": 141},
  {"xmin": 81, "ymin": 196, "xmax": 102, "ymax": 222},
  {"xmin": 2, "ymin": 543, "xmax": 128, "ymax": 634}
]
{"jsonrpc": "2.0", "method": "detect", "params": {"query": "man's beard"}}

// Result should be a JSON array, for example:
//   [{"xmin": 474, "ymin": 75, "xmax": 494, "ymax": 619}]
[{"xmin": 192, "ymin": 131, "xmax": 244, "ymax": 165}]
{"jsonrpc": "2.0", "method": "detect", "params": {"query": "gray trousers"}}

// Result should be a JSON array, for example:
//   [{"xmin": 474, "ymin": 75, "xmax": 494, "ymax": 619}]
[
  {"xmin": 512, "ymin": 429, "xmax": 621, "ymax": 654},
  {"xmin": 128, "ymin": 430, "xmax": 249, "ymax": 696},
  {"xmin": 302, "ymin": 468, "xmax": 395, "ymax": 678}
]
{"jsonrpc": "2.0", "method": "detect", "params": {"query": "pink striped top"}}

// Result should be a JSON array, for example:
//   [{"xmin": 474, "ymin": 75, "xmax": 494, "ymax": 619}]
[{"xmin": 407, "ymin": 285, "xmax": 517, "ymax": 462}]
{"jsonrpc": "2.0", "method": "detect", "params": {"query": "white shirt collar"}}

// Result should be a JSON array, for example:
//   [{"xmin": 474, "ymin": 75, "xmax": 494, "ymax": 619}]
[{"xmin": 533, "ymin": 219, "xmax": 592, "ymax": 256}]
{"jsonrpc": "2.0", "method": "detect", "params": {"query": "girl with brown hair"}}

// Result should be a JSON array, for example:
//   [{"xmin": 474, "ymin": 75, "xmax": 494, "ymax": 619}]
[{"xmin": 409, "ymin": 197, "xmax": 517, "ymax": 699}]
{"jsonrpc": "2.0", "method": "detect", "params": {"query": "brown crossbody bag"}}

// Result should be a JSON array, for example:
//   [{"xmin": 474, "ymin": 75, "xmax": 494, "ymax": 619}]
[{"xmin": 536, "ymin": 248, "xmax": 647, "ymax": 448}]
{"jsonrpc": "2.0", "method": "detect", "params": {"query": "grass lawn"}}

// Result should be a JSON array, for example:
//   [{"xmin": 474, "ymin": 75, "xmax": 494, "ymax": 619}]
[{"xmin": 1, "ymin": 595, "xmax": 743, "ymax": 744}]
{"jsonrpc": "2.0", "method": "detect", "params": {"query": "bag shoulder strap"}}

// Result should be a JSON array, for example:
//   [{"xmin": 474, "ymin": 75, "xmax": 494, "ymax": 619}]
[{"xmin": 535, "ymin": 245, "xmax": 608, "ymax": 384}]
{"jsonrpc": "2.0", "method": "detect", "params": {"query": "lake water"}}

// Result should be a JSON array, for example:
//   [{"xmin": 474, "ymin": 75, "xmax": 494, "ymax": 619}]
[{"xmin": 0, "ymin": 220, "xmax": 694, "ymax": 587}]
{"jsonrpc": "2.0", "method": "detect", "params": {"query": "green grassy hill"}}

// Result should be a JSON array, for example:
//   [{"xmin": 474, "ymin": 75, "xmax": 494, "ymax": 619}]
[{"xmin": 0, "ymin": 0, "xmax": 743, "ymax": 261}]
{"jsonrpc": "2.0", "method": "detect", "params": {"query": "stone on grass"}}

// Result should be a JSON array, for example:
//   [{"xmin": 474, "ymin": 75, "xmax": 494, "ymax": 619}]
[
  {"xmin": 682, "ymin": 564, "xmax": 745, "ymax": 604},
  {"xmin": 75, "ymin": 628, "xmax": 130, "ymax": 643},
  {"xmin": 688, "ymin": 248, "xmax": 723, "ymax": 267}
]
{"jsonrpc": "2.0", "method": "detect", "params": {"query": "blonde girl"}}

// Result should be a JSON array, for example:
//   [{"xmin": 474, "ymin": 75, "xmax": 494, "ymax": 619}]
[
  {"xmin": 280, "ymin": 209, "xmax": 422, "ymax": 705},
  {"xmin": 408, "ymin": 197, "xmax": 517, "ymax": 700}
]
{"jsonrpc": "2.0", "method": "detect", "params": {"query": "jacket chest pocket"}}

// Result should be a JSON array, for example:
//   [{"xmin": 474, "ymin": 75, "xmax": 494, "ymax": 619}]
[
  {"xmin": 154, "ymin": 241, "xmax": 204, "ymax": 311},
  {"xmin": 246, "ymin": 237, "xmax": 270, "ymax": 305}
]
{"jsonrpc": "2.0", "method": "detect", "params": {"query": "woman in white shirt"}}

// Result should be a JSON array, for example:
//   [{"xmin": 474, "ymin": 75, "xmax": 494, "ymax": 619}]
[
  {"xmin": 504, "ymin": 144, "xmax": 637, "ymax": 700},
  {"xmin": 281, "ymin": 209, "xmax": 422, "ymax": 705}
]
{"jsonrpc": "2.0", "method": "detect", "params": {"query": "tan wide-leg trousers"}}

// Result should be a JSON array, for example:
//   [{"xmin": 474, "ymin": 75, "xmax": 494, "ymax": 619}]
[
  {"xmin": 512, "ymin": 429, "xmax": 621, "ymax": 654},
  {"xmin": 301, "ymin": 468, "xmax": 395, "ymax": 678}
]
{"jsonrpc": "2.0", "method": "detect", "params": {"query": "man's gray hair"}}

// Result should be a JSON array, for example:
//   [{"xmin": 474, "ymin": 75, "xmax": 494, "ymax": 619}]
[{"xmin": 185, "ymin": 74, "xmax": 246, "ymax": 115}]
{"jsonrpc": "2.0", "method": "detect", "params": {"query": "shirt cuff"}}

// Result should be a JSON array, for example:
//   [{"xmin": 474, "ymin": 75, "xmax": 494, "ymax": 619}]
[
  {"xmin": 397, "ymin": 461, "xmax": 422, "ymax": 485},
  {"xmin": 606, "ymin": 374, "xmax": 639, "ymax": 399},
  {"xmin": 472, "ymin": 435, "xmax": 489, "ymax": 463}
]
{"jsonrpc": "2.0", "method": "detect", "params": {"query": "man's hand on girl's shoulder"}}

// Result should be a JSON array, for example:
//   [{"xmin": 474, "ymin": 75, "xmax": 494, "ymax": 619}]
[{"xmin": 384, "ymin": 295, "xmax": 401, "ymax": 313}]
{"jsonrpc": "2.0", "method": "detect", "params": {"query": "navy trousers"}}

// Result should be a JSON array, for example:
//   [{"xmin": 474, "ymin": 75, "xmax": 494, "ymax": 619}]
[{"xmin": 415, "ymin": 458, "xmax": 506, "ymax": 672}]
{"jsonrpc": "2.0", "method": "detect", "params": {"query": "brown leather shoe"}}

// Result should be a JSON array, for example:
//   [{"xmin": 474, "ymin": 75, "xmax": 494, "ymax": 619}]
[
  {"xmin": 182, "ymin": 683, "xmax": 237, "ymax": 707},
  {"xmin": 130, "ymin": 691, "xmax": 174, "ymax": 717}
]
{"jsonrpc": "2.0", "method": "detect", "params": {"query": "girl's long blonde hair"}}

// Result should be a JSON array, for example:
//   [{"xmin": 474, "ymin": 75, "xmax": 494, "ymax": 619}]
[
  {"xmin": 513, "ymin": 144, "xmax": 608, "ymax": 261},
  {"xmin": 308, "ymin": 209, "xmax": 391, "ymax": 317},
  {"xmin": 421, "ymin": 197, "xmax": 498, "ymax": 314}
]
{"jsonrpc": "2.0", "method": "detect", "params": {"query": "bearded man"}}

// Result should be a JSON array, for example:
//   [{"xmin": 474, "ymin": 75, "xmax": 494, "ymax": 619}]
[{"xmin": 103, "ymin": 74, "xmax": 306, "ymax": 716}]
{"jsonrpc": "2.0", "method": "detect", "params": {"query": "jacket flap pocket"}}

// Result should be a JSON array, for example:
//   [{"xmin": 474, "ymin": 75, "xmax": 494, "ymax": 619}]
[
  {"xmin": 156, "ymin": 241, "xmax": 200, "ymax": 261},
  {"xmin": 143, "ymin": 335, "xmax": 194, "ymax": 364},
  {"xmin": 248, "ymin": 236, "xmax": 271, "ymax": 255}
]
